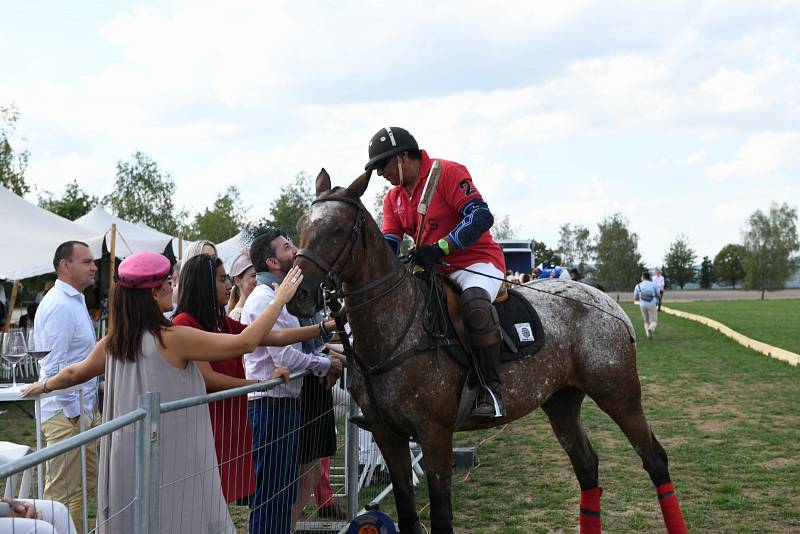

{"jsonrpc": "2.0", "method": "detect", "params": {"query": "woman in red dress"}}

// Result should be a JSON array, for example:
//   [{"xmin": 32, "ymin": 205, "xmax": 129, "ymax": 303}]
[{"xmin": 172, "ymin": 253, "xmax": 334, "ymax": 503}]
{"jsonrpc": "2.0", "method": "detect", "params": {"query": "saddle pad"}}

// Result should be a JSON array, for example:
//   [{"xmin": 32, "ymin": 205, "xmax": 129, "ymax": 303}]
[{"xmin": 495, "ymin": 288, "xmax": 546, "ymax": 362}]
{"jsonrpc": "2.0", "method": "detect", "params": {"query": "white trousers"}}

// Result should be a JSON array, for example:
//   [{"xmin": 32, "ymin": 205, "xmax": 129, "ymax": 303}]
[
  {"xmin": 0, "ymin": 499, "xmax": 77, "ymax": 534},
  {"xmin": 448, "ymin": 262, "xmax": 505, "ymax": 302},
  {"xmin": 640, "ymin": 304, "xmax": 658, "ymax": 335}
]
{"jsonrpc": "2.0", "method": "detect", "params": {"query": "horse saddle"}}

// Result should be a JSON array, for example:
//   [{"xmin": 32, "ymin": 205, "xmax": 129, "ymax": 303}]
[{"xmin": 419, "ymin": 272, "xmax": 546, "ymax": 368}]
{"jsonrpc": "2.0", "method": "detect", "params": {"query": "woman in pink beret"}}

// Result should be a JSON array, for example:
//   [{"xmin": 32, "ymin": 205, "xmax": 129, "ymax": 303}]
[{"xmin": 22, "ymin": 251, "xmax": 307, "ymax": 533}]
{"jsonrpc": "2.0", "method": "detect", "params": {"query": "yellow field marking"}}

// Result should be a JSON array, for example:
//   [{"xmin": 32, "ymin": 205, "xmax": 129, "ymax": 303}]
[{"xmin": 661, "ymin": 306, "xmax": 799, "ymax": 367}]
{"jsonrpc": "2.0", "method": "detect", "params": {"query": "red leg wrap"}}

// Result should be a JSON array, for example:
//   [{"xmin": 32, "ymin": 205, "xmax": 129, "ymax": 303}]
[
  {"xmin": 579, "ymin": 486, "xmax": 603, "ymax": 534},
  {"xmin": 657, "ymin": 481, "xmax": 688, "ymax": 534}
]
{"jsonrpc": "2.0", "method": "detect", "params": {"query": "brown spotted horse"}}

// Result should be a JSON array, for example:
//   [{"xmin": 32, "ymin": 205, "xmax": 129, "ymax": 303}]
[{"xmin": 286, "ymin": 169, "xmax": 688, "ymax": 534}]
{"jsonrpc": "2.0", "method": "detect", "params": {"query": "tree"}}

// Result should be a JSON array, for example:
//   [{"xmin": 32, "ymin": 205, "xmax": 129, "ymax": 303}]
[
  {"xmin": 742, "ymin": 202, "xmax": 799, "ymax": 299},
  {"xmin": 663, "ymin": 235, "xmax": 697, "ymax": 289},
  {"xmin": 698, "ymin": 256, "xmax": 716, "ymax": 289},
  {"xmin": 103, "ymin": 151, "xmax": 186, "ymax": 235},
  {"xmin": 38, "ymin": 180, "xmax": 98, "ymax": 220},
  {"xmin": 491, "ymin": 214, "xmax": 517, "ymax": 240},
  {"xmin": 186, "ymin": 186, "xmax": 246, "ymax": 243},
  {"xmin": 594, "ymin": 213, "xmax": 642, "ymax": 293},
  {"xmin": 714, "ymin": 244, "xmax": 747, "ymax": 289},
  {"xmin": 557, "ymin": 223, "xmax": 594, "ymax": 273},
  {"xmin": 267, "ymin": 171, "xmax": 315, "ymax": 243},
  {"xmin": 0, "ymin": 103, "xmax": 31, "ymax": 196},
  {"xmin": 530, "ymin": 239, "xmax": 562, "ymax": 268}
]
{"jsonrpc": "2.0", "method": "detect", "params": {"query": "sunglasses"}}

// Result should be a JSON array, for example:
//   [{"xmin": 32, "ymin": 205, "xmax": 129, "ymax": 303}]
[{"xmin": 374, "ymin": 154, "xmax": 395, "ymax": 172}]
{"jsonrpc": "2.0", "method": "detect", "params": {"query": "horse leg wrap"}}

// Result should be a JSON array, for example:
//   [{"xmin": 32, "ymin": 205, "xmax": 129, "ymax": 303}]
[
  {"xmin": 656, "ymin": 481, "xmax": 688, "ymax": 534},
  {"xmin": 579, "ymin": 486, "xmax": 602, "ymax": 534}
]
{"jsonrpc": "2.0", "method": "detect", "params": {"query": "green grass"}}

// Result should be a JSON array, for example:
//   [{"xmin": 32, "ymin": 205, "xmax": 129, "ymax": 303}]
[
  {"xmin": 2, "ymin": 304, "xmax": 798, "ymax": 532},
  {"xmin": 666, "ymin": 299, "xmax": 800, "ymax": 354},
  {"xmin": 379, "ymin": 303, "xmax": 799, "ymax": 532}
]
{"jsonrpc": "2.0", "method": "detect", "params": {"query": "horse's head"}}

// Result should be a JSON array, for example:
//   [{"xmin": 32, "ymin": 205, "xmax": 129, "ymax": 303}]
[{"xmin": 287, "ymin": 167, "xmax": 374, "ymax": 318}]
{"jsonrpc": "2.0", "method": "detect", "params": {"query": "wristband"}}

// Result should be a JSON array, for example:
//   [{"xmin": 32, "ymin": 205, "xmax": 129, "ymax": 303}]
[
  {"xmin": 43, "ymin": 378, "xmax": 51, "ymax": 394},
  {"xmin": 319, "ymin": 322, "xmax": 328, "ymax": 337},
  {"xmin": 437, "ymin": 238, "xmax": 450, "ymax": 256}
]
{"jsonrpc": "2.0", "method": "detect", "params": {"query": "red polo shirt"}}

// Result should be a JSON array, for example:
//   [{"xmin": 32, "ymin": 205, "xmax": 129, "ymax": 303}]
[{"xmin": 382, "ymin": 150, "xmax": 506, "ymax": 274}]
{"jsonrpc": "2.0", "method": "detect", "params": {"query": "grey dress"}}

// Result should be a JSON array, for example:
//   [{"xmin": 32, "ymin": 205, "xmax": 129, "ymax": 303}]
[{"xmin": 97, "ymin": 332, "xmax": 234, "ymax": 533}]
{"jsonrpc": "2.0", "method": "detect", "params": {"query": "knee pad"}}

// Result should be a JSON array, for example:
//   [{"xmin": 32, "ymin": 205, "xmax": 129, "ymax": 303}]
[{"xmin": 460, "ymin": 287, "xmax": 500, "ymax": 347}]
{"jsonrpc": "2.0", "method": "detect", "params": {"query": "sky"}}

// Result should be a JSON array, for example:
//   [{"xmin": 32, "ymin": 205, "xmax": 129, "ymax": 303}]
[{"xmin": 2, "ymin": 0, "xmax": 799, "ymax": 266}]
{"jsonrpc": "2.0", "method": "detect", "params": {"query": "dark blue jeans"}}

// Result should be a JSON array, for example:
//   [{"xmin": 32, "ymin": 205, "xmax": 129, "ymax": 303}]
[{"xmin": 248, "ymin": 398, "xmax": 300, "ymax": 534}]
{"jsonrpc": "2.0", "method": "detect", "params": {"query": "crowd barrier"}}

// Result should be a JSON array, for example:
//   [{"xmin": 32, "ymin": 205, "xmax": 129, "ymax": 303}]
[{"xmin": 1, "ymin": 368, "xmax": 407, "ymax": 533}]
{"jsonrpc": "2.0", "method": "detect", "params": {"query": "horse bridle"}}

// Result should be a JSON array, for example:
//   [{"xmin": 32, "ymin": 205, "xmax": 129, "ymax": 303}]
[{"xmin": 295, "ymin": 194, "xmax": 423, "ymax": 439}]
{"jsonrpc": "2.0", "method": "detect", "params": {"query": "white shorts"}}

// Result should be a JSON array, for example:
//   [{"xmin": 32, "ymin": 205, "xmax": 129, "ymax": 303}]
[{"xmin": 448, "ymin": 262, "xmax": 505, "ymax": 302}]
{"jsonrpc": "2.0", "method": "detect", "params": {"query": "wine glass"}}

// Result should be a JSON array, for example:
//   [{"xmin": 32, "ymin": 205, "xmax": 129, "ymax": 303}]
[
  {"xmin": 27, "ymin": 328, "xmax": 52, "ymax": 381},
  {"xmin": 1, "ymin": 329, "xmax": 27, "ymax": 390}
]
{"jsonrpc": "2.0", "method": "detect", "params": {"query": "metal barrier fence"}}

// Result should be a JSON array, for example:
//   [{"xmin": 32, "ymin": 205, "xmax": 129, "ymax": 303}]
[{"xmin": 1, "ymin": 368, "xmax": 407, "ymax": 533}]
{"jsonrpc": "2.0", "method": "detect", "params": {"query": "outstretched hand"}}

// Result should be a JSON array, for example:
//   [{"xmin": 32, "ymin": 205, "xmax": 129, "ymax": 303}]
[{"xmin": 271, "ymin": 266, "xmax": 304, "ymax": 305}]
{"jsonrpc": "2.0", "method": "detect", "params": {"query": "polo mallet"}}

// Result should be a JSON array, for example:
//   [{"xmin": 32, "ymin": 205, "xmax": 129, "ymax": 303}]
[{"xmin": 414, "ymin": 160, "xmax": 444, "ymax": 246}]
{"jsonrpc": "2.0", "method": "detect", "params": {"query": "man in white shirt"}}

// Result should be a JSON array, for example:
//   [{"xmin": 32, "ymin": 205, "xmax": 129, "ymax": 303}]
[
  {"xmin": 653, "ymin": 269, "xmax": 666, "ymax": 311},
  {"xmin": 34, "ymin": 241, "xmax": 100, "ymax": 534},
  {"xmin": 242, "ymin": 226, "xmax": 342, "ymax": 534}
]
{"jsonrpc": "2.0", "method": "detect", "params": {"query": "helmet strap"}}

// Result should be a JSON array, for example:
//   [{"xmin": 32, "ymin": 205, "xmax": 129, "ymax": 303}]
[{"xmin": 397, "ymin": 156, "xmax": 404, "ymax": 186}]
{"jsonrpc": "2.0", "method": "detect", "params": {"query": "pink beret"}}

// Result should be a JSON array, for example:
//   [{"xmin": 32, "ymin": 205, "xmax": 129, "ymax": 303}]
[
  {"xmin": 229, "ymin": 249, "xmax": 253, "ymax": 277},
  {"xmin": 117, "ymin": 252, "xmax": 171, "ymax": 289}
]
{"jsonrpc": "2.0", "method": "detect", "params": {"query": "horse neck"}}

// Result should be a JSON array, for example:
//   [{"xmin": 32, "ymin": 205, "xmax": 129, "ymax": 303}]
[{"xmin": 342, "ymin": 240, "xmax": 421, "ymax": 363}]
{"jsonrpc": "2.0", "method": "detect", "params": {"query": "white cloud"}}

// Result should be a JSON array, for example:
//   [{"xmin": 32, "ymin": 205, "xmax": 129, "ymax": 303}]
[
  {"xmin": 700, "ymin": 68, "xmax": 765, "ymax": 113},
  {"xmin": 706, "ymin": 131, "xmax": 800, "ymax": 180}
]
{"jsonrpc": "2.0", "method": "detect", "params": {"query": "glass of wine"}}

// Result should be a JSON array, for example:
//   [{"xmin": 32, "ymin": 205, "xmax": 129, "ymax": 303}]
[
  {"xmin": 1, "ymin": 328, "xmax": 28, "ymax": 390},
  {"xmin": 27, "ymin": 328, "xmax": 52, "ymax": 381}
]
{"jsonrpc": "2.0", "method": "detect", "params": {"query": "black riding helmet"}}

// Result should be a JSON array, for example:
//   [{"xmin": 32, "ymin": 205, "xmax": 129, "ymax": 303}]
[{"xmin": 364, "ymin": 127, "xmax": 419, "ymax": 171}]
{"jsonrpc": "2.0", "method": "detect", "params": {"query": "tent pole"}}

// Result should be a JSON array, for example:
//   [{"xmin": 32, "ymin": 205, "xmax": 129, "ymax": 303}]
[
  {"xmin": 178, "ymin": 236, "xmax": 183, "ymax": 260},
  {"xmin": 108, "ymin": 224, "xmax": 117, "ymax": 333},
  {"xmin": 4, "ymin": 280, "xmax": 20, "ymax": 331}
]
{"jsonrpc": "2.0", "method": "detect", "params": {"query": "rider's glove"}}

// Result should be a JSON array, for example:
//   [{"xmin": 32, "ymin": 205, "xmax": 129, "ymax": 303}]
[{"xmin": 409, "ymin": 242, "xmax": 446, "ymax": 270}]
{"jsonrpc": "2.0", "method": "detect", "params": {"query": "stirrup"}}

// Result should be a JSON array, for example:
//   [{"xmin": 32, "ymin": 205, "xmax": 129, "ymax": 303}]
[{"xmin": 471, "ymin": 386, "xmax": 505, "ymax": 418}]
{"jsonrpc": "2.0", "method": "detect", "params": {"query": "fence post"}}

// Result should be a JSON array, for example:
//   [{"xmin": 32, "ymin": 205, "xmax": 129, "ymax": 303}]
[
  {"xmin": 345, "ymin": 371, "xmax": 359, "ymax": 522},
  {"xmin": 135, "ymin": 392, "xmax": 161, "ymax": 534}
]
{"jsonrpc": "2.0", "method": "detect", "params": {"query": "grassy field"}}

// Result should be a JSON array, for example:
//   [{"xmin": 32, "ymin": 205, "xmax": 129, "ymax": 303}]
[
  {"xmin": 2, "ymin": 302, "xmax": 798, "ymax": 532},
  {"xmin": 665, "ymin": 299, "xmax": 800, "ymax": 354}
]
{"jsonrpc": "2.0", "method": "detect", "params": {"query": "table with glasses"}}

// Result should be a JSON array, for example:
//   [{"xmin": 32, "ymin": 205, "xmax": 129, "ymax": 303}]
[{"xmin": 1, "ymin": 327, "xmax": 88, "ymax": 499}]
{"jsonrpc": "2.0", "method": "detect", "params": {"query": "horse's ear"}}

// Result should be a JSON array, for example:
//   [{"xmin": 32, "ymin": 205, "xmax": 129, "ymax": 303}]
[
  {"xmin": 316, "ymin": 168, "xmax": 332, "ymax": 196},
  {"xmin": 346, "ymin": 170, "xmax": 372, "ymax": 199}
]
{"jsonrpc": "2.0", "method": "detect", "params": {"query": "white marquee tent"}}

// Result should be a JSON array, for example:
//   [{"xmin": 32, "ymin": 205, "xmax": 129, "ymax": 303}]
[
  {"xmin": 215, "ymin": 231, "xmax": 246, "ymax": 272},
  {"xmin": 75, "ymin": 205, "xmax": 175, "ymax": 257},
  {"xmin": 0, "ymin": 185, "xmax": 106, "ymax": 280}
]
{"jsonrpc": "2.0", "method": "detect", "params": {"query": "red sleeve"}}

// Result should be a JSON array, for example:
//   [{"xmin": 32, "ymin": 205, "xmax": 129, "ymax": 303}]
[
  {"xmin": 441, "ymin": 163, "xmax": 483, "ymax": 213},
  {"xmin": 381, "ymin": 188, "xmax": 404, "ymax": 237},
  {"xmin": 224, "ymin": 317, "xmax": 247, "ymax": 335},
  {"xmin": 171, "ymin": 312, "xmax": 202, "ymax": 329}
]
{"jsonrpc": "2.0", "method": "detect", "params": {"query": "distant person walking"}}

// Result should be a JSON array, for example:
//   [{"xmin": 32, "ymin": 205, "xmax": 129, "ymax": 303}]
[
  {"xmin": 634, "ymin": 272, "xmax": 659, "ymax": 339},
  {"xmin": 653, "ymin": 269, "xmax": 665, "ymax": 311}
]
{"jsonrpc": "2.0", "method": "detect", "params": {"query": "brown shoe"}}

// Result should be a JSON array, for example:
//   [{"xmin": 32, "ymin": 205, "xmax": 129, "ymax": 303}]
[{"xmin": 318, "ymin": 501, "xmax": 347, "ymax": 519}]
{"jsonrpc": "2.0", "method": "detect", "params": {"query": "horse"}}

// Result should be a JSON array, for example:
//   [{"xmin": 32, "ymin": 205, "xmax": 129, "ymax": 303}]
[{"xmin": 287, "ymin": 169, "xmax": 688, "ymax": 534}]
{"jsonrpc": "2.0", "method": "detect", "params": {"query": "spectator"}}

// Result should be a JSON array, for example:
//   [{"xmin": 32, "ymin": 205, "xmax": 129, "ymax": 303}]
[
  {"xmin": 163, "ymin": 260, "xmax": 181, "ymax": 320},
  {"xmin": 36, "ymin": 280, "xmax": 55, "ymax": 304},
  {"xmin": 653, "ymin": 269, "xmax": 666, "ymax": 311},
  {"xmin": 521, "ymin": 273, "xmax": 531, "ymax": 284},
  {"xmin": 242, "ymin": 226, "xmax": 344, "ymax": 534},
  {"xmin": 172, "ymin": 253, "xmax": 334, "ymax": 504},
  {"xmin": 569, "ymin": 268, "xmax": 580, "ymax": 281},
  {"xmin": 184, "ymin": 239, "xmax": 218, "ymax": 261},
  {"xmin": 532, "ymin": 264, "xmax": 571, "ymax": 280},
  {"xmin": 0, "ymin": 498, "xmax": 77, "ymax": 534},
  {"xmin": 227, "ymin": 250, "xmax": 256, "ymax": 322},
  {"xmin": 18, "ymin": 303, "xmax": 38, "ymax": 329},
  {"xmin": 23, "ymin": 251, "xmax": 306, "ymax": 533},
  {"xmin": 634, "ymin": 271, "xmax": 660, "ymax": 339},
  {"xmin": 33, "ymin": 241, "xmax": 100, "ymax": 533}
]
